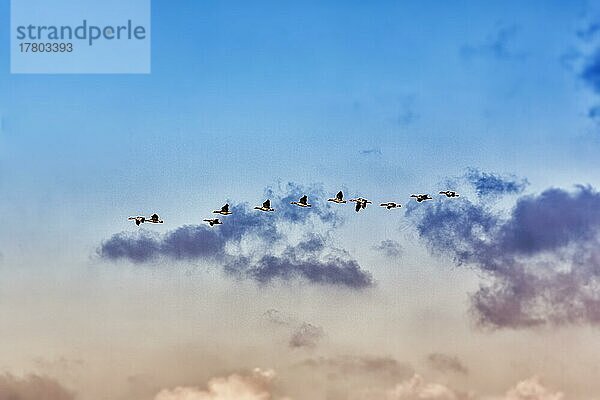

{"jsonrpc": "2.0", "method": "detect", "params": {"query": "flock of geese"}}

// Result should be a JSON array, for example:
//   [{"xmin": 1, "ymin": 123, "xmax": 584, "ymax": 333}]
[{"xmin": 128, "ymin": 190, "xmax": 460, "ymax": 227}]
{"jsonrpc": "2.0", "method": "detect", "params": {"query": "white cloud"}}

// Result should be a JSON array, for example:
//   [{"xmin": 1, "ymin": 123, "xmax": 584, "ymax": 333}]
[
  {"xmin": 385, "ymin": 374, "xmax": 462, "ymax": 400},
  {"xmin": 501, "ymin": 377, "xmax": 564, "ymax": 400},
  {"xmin": 154, "ymin": 368, "xmax": 291, "ymax": 400}
]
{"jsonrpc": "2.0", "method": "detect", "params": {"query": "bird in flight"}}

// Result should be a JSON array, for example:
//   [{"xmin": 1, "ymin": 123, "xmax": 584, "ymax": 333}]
[
  {"xmin": 349, "ymin": 197, "xmax": 372, "ymax": 212},
  {"xmin": 128, "ymin": 213, "xmax": 164, "ymax": 226},
  {"xmin": 203, "ymin": 218, "xmax": 222, "ymax": 226},
  {"xmin": 291, "ymin": 195, "xmax": 312, "ymax": 207},
  {"xmin": 213, "ymin": 204, "xmax": 232, "ymax": 216},
  {"xmin": 411, "ymin": 194, "xmax": 433, "ymax": 202},
  {"xmin": 380, "ymin": 202, "xmax": 401, "ymax": 209},
  {"xmin": 439, "ymin": 190, "xmax": 459, "ymax": 198},
  {"xmin": 254, "ymin": 199, "xmax": 275, "ymax": 212},
  {"xmin": 328, "ymin": 191, "xmax": 347, "ymax": 204}
]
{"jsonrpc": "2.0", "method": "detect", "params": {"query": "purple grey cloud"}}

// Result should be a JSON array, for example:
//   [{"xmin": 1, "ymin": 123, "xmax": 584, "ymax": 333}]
[
  {"xmin": 407, "ymin": 182, "xmax": 600, "ymax": 329},
  {"xmin": 99, "ymin": 183, "xmax": 373, "ymax": 289}
]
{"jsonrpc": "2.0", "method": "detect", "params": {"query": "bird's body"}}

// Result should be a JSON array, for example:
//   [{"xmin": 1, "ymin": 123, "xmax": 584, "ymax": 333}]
[
  {"xmin": 411, "ymin": 194, "xmax": 433, "ymax": 203},
  {"xmin": 380, "ymin": 202, "xmax": 401, "ymax": 209},
  {"xmin": 255, "ymin": 199, "xmax": 275, "ymax": 212},
  {"xmin": 349, "ymin": 198, "xmax": 372, "ymax": 212},
  {"xmin": 291, "ymin": 195, "xmax": 311, "ymax": 207},
  {"xmin": 213, "ymin": 204, "xmax": 232, "ymax": 216},
  {"xmin": 328, "ymin": 191, "xmax": 347, "ymax": 204},
  {"xmin": 439, "ymin": 190, "xmax": 459, "ymax": 198},
  {"xmin": 203, "ymin": 218, "xmax": 222, "ymax": 226}
]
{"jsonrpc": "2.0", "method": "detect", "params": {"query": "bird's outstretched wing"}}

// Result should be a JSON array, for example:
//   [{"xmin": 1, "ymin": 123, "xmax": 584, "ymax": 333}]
[
  {"xmin": 221, "ymin": 204, "xmax": 229, "ymax": 213},
  {"xmin": 336, "ymin": 191, "xmax": 343, "ymax": 201},
  {"xmin": 300, "ymin": 195, "xmax": 308, "ymax": 205},
  {"xmin": 263, "ymin": 199, "xmax": 271, "ymax": 208},
  {"xmin": 355, "ymin": 202, "xmax": 361, "ymax": 212}
]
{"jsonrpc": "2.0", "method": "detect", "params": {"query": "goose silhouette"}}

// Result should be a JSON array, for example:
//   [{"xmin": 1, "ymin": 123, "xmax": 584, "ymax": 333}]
[
  {"xmin": 254, "ymin": 199, "xmax": 275, "ymax": 212},
  {"xmin": 291, "ymin": 195, "xmax": 311, "ymax": 207},
  {"xmin": 328, "ymin": 191, "xmax": 347, "ymax": 204}
]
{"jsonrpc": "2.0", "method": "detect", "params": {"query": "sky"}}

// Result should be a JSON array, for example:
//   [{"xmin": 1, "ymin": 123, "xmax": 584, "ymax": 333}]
[{"xmin": 2, "ymin": 1, "xmax": 600, "ymax": 399}]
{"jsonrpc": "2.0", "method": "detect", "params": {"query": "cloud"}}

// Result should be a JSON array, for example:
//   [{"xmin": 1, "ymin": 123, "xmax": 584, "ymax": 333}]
[
  {"xmin": 154, "ymin": 368, "xmax": 290, "ymax": 400},
  {"xmin": 263, "ymin": 309, "xmax": 294, "ymax": 326},
  {"xmin": 299, "ymin": 355, "xmax": 413, "ymax": 381},
  {"xmin": 460, "ymin": 25, "xmax": 524, "ymax": 60},
  {"xmin": 225, "ymin": 236, "xmax": 372, "ymax": 289},
  {"xmin": 360, "ymin": 148, "xmax": 383, "ymax": 156},
  {"xmin": 99, "ymin": 184, "xmax": 373, "ymax": 289},
  {"xmin": 465, "ymin": 168, "xmax": 528, "ymax": 198},
  {"xmin": 426, "ymin": 353, "xmax": 468, "ymax": 375},
  {"xmin": 262, "ymin": 309, "xmax": 326, "ymax": 349},
  {"xmin": 384, "ymin": 374, "xmax": 465, "ymax": 400},
  {"xmin": 99, "ymin": 227, "xmax": 225, "ymax": 263},
  {"xmin": 373, "ymin": 240, "xmax": 403, "ymax": 259},
  {"xmin": 0, "ymin": 374, "xmax": 74, "ymax": 400},
  {"xmin": 380, "ymin": 375, "xmax": 561, "ymax": 400},
  {"xmin": 501, "ymin": 377, "xmax": 563, "ymax": 400},
  {"xmin": 264, "ymin": 182, "xmax": 341, "ymax": 226},
  {"xmin": 289, "ymin": 323, "xmax": 324, "ymax": 349},
  {"xmin": 406, "ymin": 181, "xmax": 600, "ymax": 329},
  {"xmin": 581, "ymin": 49, "xmax": 600, "ymax": 95},
  {"xmin": 577, "ymin": 25, "xmax": 600, "ymax": 120},
  {"xmin": 577, "ymin": 22, "xmax": 600, "ymax": 41}
]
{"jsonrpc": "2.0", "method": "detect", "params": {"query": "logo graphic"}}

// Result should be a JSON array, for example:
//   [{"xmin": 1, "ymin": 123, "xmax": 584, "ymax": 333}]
[{"xmin": 11, "ymin": 0, "xmax": 151, "ymax": 74}]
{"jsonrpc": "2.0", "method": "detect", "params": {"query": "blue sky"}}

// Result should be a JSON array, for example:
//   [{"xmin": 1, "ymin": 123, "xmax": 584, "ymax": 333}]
[
  {"xmin": 1, "ymin": 0, "xmax": 595, "ymax": 263},
  {"xmin": 2, "ymin": 2, "xmax": 600, "ymax": 399}
]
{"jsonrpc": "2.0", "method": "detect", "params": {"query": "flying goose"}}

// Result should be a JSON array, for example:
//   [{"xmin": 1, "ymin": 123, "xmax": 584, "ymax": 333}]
[
  {"xmin": 203, "ymin": 218, "xmax": 223, "ymax": 226},
  {"xmin": 291, "ymin": 195, "xmax": 311, "ymax": 207},
  {"xmin": 327, "ymin": 191, "xmax": 347, "ymax": 204},
  {"xmin": 410, "ymin": 194, "xmax": 433, "ymax": 203},
  {"xmin": 380, "ymin": 202, "xmax": 402, "ymax": 209},
  {"xmin": 254, "ymin": 199, "xmax": 275, "ymax": 212},
  {"xmin": 148, "ymin": 213, "xmax": 163, "ymax": 223},
  {"xmin": 128, "ymin": 216, "xmax": 146, "ymax": 226},
  {"xmin": 349, "ymin": 197, "xmax": 372, "ymax": 212},
  {"xmin": 439, "ymin": 190, "xmax": 459, "ymax": 198},
  {"xmin": 128, "ymin": 213, "xmax": 164, "ymax": 226},
  {"xmin": 213, "ymin": 203, "xmax": 232, "ymax": 216}
]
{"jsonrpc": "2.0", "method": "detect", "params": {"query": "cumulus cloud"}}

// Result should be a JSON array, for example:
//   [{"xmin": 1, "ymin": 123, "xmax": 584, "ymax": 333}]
[
  {"xmin": 380, "ymin": 375, "xmax": 561, "ymax": 400},
  {"xmin": 407, "ymin": 181, "xmax": 600, "ymax": 329},
  {"xmin": 501, "ymin": 377, "xmax": 563, "ymax": 400},
  {"xmin": 426, "ymin": 353, "xmax": 468, "ymax": 375},
  {"xmin": 373, "ymin": 240, "xmax": 403, "ymax": 259},
  {"xmin": 0, "ymin": 373, "xmax": 74, "ymax": 400},
  {"xmin": 154, "ymin": 368, "xmax": 290, "ymax": 400},
  {"xmin": 384, "ymin": 374, "xmax": 464, "ymax": 400},
  {"xmin": 99, "ymin": 183, "xmax": 373, "ymax": 289},
  {"xmin": 289, "ymin": 323, "xmax": 325, "ymax": 349}
]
